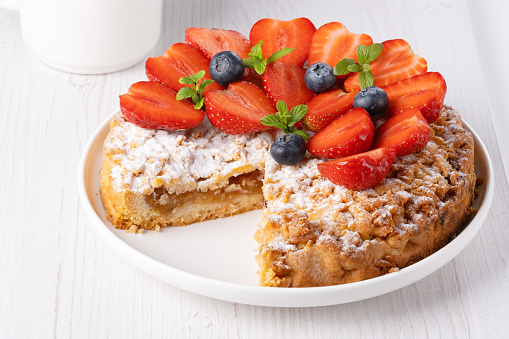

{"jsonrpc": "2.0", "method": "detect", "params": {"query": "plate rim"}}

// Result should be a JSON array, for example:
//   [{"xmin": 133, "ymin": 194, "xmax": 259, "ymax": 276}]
[{"xmin": 77, "ymin": 110, "xmax": 494, "ymax": 307}]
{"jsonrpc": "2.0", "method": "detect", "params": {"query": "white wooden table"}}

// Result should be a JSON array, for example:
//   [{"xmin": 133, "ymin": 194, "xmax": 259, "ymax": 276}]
[{"xmin": 1, "ymin": 0, "xmax": 509, "ymax": 337}]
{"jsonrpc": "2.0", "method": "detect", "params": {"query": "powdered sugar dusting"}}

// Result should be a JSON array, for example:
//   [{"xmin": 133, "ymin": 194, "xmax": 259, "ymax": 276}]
[{"xmin": 104, "ymin": 113, "xmax": 274, "ymax": 194}]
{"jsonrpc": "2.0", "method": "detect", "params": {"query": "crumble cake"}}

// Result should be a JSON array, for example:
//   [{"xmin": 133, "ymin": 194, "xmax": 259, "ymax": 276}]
[
  {"xmin": 99, "ymin": 18, "xmax": 477, "ymax": 287},
  {"xmin": 100, "ymin": 106, "xmax": 475, "ymax": 286},
  {"xmin": 256, "ymin": 106, "xmax": 475, "ymax": 287}
]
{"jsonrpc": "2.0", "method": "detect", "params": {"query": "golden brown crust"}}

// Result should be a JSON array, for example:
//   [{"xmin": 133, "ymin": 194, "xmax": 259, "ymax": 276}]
[{"xmin": 256, "ymin": 106, "xmax": 475, "ymax": 287}]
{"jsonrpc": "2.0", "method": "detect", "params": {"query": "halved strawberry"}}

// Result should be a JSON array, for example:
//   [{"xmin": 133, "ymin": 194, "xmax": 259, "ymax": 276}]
[
  {"xmin": 384, "ymin": 72, "xmax": 447, "ymax": 123},
  {"xmin": 302, "ymin": 89, "xmax": 357, "ymax": 132},
  {"xmin": 204, "ymin": 81, "xmax": 277, "ymax": 134},
  {"xmin": 145, "ymin": 43, "xmax": 223, "ymax": 93},
  {"xmin": 344, "ymin": 39, "xmax": 427, "ymax": 92},
  {"xmin": 249, "ymin": 17, "xmax": 316, "ymax": 67},
  {"xmin": 185, "ymin": 27, "xmax": 251, "ymax": 59},
  {"xmin": 262, "ymin": 62, "xmax": 315, "ymax": 109},
  {"xmin": 317, "ymin": 147, "xmax": 397, "ymax": 191},
  {"xmin": 308, "ymin": 21, "xmax": 373, "ymax": 79},
  {"xmin": 307, "ymin": 107, "xmax": 375, "ymax": 159},
  {"xmin": 119, "ymin": 81, "xmax": 204, "ymax": 131},
  {"xmin": 371, "ymin": 107, "xmax": 431, "ymax": 157}
]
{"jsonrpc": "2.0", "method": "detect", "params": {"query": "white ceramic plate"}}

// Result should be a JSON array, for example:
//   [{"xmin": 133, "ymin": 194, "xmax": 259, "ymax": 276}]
[{"xmin": 78, "ymin": 111, "xmax": 494, "ymax": 307}]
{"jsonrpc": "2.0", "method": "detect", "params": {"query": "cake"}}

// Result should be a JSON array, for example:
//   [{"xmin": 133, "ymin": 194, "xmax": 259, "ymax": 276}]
[{"xmin": 99, "ymin": 18, "xmax": 477, "ymax": 287}]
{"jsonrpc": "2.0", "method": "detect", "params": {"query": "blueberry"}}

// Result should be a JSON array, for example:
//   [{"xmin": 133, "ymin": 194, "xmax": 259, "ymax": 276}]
[
  {"xmin": 353, "ymin": 86, "xmax": 389, "ymax": 117},
  {"xmin": 209, "ymin": 51, "xmax": 245, "ymax": 87},
  {"xmin": 304, "ymin": 63, "xmax": 336, "ymax": 93},
  {"xmin": 270, "ymin": 134, "xmax": 307, "ymax": 166}
]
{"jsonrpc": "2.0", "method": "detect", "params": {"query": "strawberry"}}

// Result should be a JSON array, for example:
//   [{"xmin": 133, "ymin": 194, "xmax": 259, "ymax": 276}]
[
  {"xmin": 119, "ymin": 81, "xmax": 204, "ymax": 131},
  {"xmin": 204, "ymin": 81, "xmax": 277, "ymax": 134},
  {"xmin": 302, "ymin": 89, "xmax": 357, "ymax": 132},
  {"xmin": 249, "ymin": 17, "xmax": 316, "ymax": 67},
  {"xmin": 344, "ymin": 39, "xmax": 427, "ymax": 92},
  {"xmin": 307, "ymin": 107, "xmax": 375, "ymax": 159},
  {"xmin": 308, "ymin": 21, "xmax": 373, "ymax": 80},
  {"xmin": 317, "ymin": 147, "xmax": 397, "ymax": 191},
  {"xmin": 384, "ymin": 72, "xmax": 447, "ymax": 124},
  {"xmin": 371, "ymin": 107, "xmax": 431, "ymax": 157},
  {"xmin": 262, "ymin": 62, "xmax": 315, "ymax": 109},
  {"xmin": 145, "ymin": 43, "xmax": 223, "ymax": 93},
  {"xmin": 185, "ymin": 27, "xmax": 251, "ymax": 59}
]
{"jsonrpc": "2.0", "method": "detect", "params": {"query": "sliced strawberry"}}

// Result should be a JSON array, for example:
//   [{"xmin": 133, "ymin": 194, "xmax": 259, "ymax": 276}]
[
  {"xmin": 185, "ymin": 27, "xmax": 251, "ymax": 59},
  {"xmin": 204, "ymin": 81, "xmax": 277, "ymax": 134},
  {"xmin": 372, "ymin": 107, "xmax": 431, "ymax": 157},
  {"xmin": 307, "ymin": 107, "xmax": 375, "ymax": 159},
  {"xmin": 249, "ymin": 17, "xmax": 316, "ymax": 67},
  {"xmin": 302, "ymin": 89, "xmax": 357, "ymax": 132},
  {"xmin": 262, "ymin": 62, "xmax": 315, "ymax": 109},
  {"xmin": 317, "ymin": 147, "xmax": 397, "ymax": 191},
  {"xmin": 344, "ymin": 39, "xmax": 427, "ymax": 92},
  {"xmin": 145, "ymin": 43, "xmax": 223, "ymax": 93},
  {"xmin": 119, "ymin": 81, "xmax": 204, "ymax": 131},
  {"xmin": 308, "ymin": 21, "xmax": 373, "ymax": 80},
  {"xmin": 384, "ymin": 72, "xmax": 447, "ymax": 124}
]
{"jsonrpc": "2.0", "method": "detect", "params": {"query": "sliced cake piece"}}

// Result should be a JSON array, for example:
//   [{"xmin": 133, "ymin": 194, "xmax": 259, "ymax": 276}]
[{"xmin": 100, "ymin": 113, "xmax": 274, "ymax": 231}]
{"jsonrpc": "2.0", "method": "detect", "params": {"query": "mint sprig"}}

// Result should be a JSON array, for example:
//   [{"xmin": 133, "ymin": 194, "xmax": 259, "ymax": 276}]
[
  {"xmin": 243, "ymin": 41, "xmax": 294, "ymax": 75},
  {"xmin": 334, "ymin": 43, "xmax": 383, "ymax": 89},
  {"xmin": 261, "ymin": 101, "xmax": 309, "ymax": 141},
  {"xmin": 176, "ymin": 70, "xmax": 214, "ymax": 109}
]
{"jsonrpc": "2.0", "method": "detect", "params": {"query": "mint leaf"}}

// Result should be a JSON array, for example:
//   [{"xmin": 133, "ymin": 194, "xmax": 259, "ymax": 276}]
[
  {"xmin": 287, "ymin": 105, "xmax": 307, "ymax": 127},
  {"xmin": 194, "ymin": 97, "xmax": 205, "ymax": 110},
  {"xmin": 250, "ymin": 41, "xmax": 264, "ymax": 60},
  {"xmin": 334, "ymin": 59, "xmax": 356, "ymax": 75},
  {"xmin": 334, "ymin": 43, "xmax": 383, "ymax": 89},
  {"xmin": 348, "ymin": 64, "xmax": 362, "ymax": 73},
  {"xmin": 290, "ymin": 129, "xmax": 309, "ymax": 142},
  {"xmin": 359, "ymin": 70, "xmax": 374, "ymax": 89},
  {"xmin": 367, "ymin": 43, "xmax": 383, "ymax": 63},
  {"xmin": 253, "ymin": 59, "xmax": 267, "ymax": 75},
  {"xmin": 267, "ymin": 48, "xmax": 294, "ymax": 63},
  {"xmin": 244, "ymin": 41, "xmax": 293, "ymax": 75},
  {"xmin": 356, "ymin": 45, "xmax": 370, "ymax": 65},
  {"xmin": 199, "ymin": 79, "xmax": 214, "ymax": 93},
  {"xmin": 261, "ymin": 100, "xmax": 308, "ymax": 141},
  {"xmin": 243, "ymin": 57, "xmax": 258, "ymax": 69},
  {"xmin": 191, "ymin": 70, "xmax": 205, "ymax": 83},
  {"xmin": 261, "ymin": 114, "xmax": 287, "ymax": 130},
  {"xmin": 176, "ymin": 70, "xmax": 214, "ymax": 110},
  {"xmin": 179, "ymin": 76, "xmax": 195, "ymax": 85},
  {"xmin": 176, "ymin": 87, "xmax": 196, "ymax": 100},
  {"xmin": 276, "ymin": 101, "xmax": 289, "ymax": 123}
]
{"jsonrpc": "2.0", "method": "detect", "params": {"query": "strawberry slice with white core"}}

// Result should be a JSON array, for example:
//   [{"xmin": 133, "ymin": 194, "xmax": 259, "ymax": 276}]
[
  {"xmin": 120, "ymin": 81, "xmax": 204, "ymax": 131},
  {"xmin": 145, "ymin": 43, "xmax": 223, "ymax": 93},
  {"xmin": 308, "ymin": 22, "xmax": 373, "ymax": 78},
  {"xmin": 384, "ymin": 72, "xmax": 447, "ymax": 124},
  {"xmin": 344, "ymin": 39, "xmax": 427, "ymax": 92},
  {"xmin": 371, "ymin": 107, "xmax": 431, "ymax": 157},
  {"xmin": 204, "ymin": 81, "xmax": 277, "ymax": 134},
  {"xmin": 303, "ymin": 89, "xmax": 357, "ymax": 132},
  {"xmin": 317, "ymin": 147, "xmax": 397, "ymax": 191},
  {"xmin": 185, "ymin": 28, "xmax": 251, "ymax": 59},
  {"xmin": 249, "ymin": 17, "xmax": 316, "ymax": 67},
  {"xmin": 262, "ymin": 62, "xmax": 315, "ymax": 109},
  {"xmin": 307, "ymin": 107, "xmax": 375, "ymax": 159}
]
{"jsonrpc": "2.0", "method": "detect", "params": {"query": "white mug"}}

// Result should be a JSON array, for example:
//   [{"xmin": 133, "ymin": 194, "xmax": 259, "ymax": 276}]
[{"xmin": 0, "ymin": 0, "xmax": 163, "ymax": 74}]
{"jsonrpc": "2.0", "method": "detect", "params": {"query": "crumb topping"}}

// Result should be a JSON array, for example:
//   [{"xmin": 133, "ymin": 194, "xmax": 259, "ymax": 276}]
[{"xmin": 103, "ymin": 114, "xmax": 274, "ymax": 195}]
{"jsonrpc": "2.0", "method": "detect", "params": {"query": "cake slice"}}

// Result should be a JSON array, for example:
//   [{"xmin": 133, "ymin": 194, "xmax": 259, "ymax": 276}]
[
  {"xmin": 100, "ymin": 113, "xmax": 274, "ymax": 231},
  {"xmin": 255, "ymin": 106, "xmax": 475, "ymax": 287}
]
